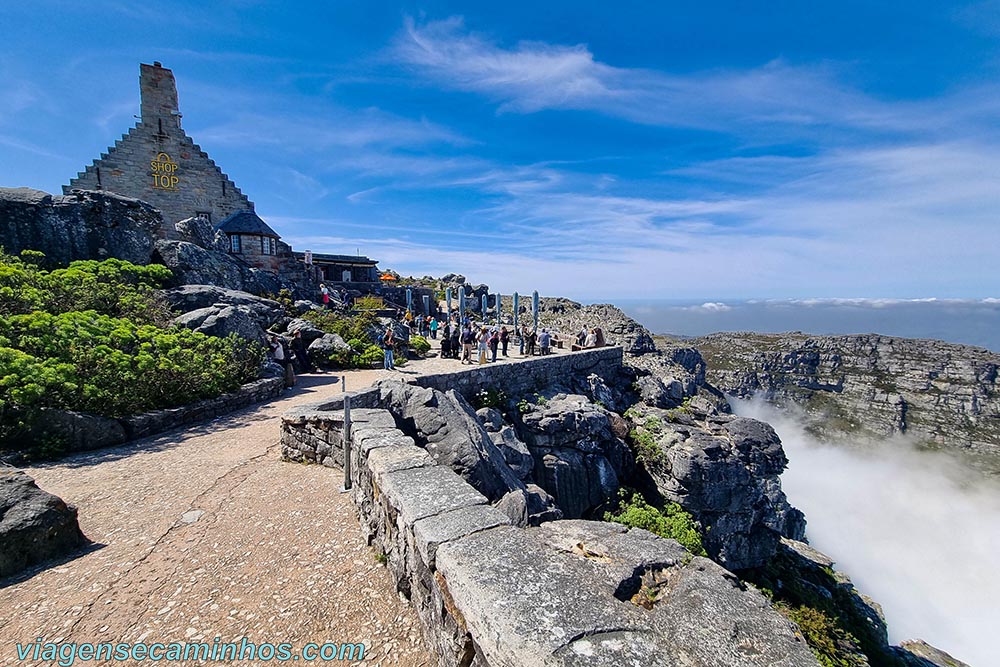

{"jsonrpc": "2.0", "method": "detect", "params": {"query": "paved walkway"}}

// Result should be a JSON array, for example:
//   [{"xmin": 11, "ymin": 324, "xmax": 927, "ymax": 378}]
[{"xmin": 0, "ymin": 348, "xmax": 564, "ymax": 666}]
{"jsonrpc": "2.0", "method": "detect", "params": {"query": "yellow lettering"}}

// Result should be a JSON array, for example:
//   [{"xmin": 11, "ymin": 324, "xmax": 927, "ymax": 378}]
[{"xmin": 150, "ymin": 153, "xmax": 179, "ymax": 190}]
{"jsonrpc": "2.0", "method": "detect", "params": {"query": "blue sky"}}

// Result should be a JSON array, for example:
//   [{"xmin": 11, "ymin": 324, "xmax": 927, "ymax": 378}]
[{"xmin": 2, "ymin": 1, "xmax": 999, "ymax": 301}]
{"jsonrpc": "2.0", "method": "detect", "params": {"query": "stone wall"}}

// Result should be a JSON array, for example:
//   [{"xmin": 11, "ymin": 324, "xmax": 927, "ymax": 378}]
[
  {"xmin": 65, "ymin": 63, "xmax": 252, "ymax": 228},
  {"xmin": 35, "ymin": 377, "xmax": 284, "ymax": 456},
  {"xmin": 413, "ymin": 346, "xmax": 623, "ymax": 400},
  {"xmin": 281, "ymin": 399, "xmax": 819, "ymax": 666}
]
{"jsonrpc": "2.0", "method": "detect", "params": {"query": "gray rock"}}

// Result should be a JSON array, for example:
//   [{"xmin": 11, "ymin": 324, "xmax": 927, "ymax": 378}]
[
  {"xmin": 174, "ymin": 305, "xmax": 267, "ymax": 344},
  {"xmin": 633, "ymin": 408, "xmax": 805, "ymax": 569},
  {"xmin": 0, "ymin": 470, "xmax": 88, "ymax": 577},
  {"xmin": 694, "ymin": 332, "xmax": 1000, "ymax": 460},
  {"xmin": 307, "ymin": 333, "xmax": 351, "ymax": 367},
  {"xmin": 490, "ymin": 426, "xmax": 535, "ymax": 481},
  {"xmin": 152, "ymin": 239, "xmax": 283, "ymax": 295},
  {"xmin": 516, "ymin": 394, "xmax": 633, "ymax": 518},
  {"xmin": 540, "ymin": 303, "xmax": 656, "ymax": 355},
  {"xmin": 173, "ymin": 216, "xmax": 228, "ymax": 251},
  {"xmin": 285, "ymin": 318, "xmax": 326, "ymax": 346},
  {"xmin": 376, "ymin": 381, "xmax": 530, "ymax": 503},
  {"xmin": 434, "ymin": 520, "xmax": 819, "ymax": 667},
  {"xmin": 0, "ymin": 187, "xmax": 162, "ymax": 266},
  {"xmin": 494, "ymin": 484, "xmax": 563, "ymax": 527},
  {"xmin": 894, "ymin": 640, "xmax": 971, "ymax": 667}
]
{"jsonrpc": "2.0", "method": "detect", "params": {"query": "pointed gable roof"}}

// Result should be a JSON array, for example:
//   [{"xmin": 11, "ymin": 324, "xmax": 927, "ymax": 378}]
[{"xmin": 217, "ymin": 209, "xmax": 280, "ymax": 238}]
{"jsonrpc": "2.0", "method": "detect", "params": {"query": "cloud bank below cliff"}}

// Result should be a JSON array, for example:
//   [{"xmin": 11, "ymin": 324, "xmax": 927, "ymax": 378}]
[{"xmin": 733, "ymin": 398, "xmax": 999, "ymax": 667}]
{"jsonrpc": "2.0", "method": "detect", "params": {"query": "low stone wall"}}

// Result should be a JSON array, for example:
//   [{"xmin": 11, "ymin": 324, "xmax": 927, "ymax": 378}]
[
  {"xmin": 413, "ymin": 346, "xmax": 623, "ymax": 400},
  {"xmin": 39, "ymin": 377, "xmax": 285, "ymax": 455}
]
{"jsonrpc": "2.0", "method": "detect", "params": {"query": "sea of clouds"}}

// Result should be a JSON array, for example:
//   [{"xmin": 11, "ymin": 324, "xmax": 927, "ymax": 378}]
[{"xmin": 733, "ymin": 398, "xmax": 1000, "ymax": 667}]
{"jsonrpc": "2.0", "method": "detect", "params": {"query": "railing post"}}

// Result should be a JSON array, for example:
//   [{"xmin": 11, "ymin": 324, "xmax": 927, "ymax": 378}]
[{"xmin": 341, "ymin": 393, "xmax": 353, "ymax": 492}]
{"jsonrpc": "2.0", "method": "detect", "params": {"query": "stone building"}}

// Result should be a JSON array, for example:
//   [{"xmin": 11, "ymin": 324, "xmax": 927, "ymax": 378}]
[
  {"xmin": 219, "ymin": 209, "xmax": 284, "ymax": 272},
  {"xmin": 65, "ymin": 62, "xmax": 252, "ymax": 230},
  {"xmin": 62, "ymin": 61, "xmax": 394, "ymax": 297}
]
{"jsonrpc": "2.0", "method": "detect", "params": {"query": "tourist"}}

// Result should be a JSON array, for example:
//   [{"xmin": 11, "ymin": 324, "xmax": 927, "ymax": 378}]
[
  {"xmin": 269, "ymin": 334, "xmax": 296, "ymax": 387},
  {"xmin": 477, "ymin": 327, "xmax": 490, "ymax": 365},
  {"xmin": 577, "ymin": 327, "xmax": 588, "ymax": 347},
  {"xmin": 519, "ymin": 324, "xmax": 527, "ymax": 355},
  {"xmin": 429, "ymin": 316, "xmax": 439, "ymax": 339},
  {"xmin": 292, "ymin": 330, "xmax": 313, "ymax": 373},
  {"xmin": 461, "ymin": 325, "xmax": 475, "ymax": 364},
  {"xmin": 450, "ymin": 324, "xmax": 461, "ymax": 360},
  {"xmin": 489, "ymin": 328, "xmax": 500, "ymax": 362},
  {"xmin": 525, "ymin": 327, "xmax": 537, "ymax": 356},
  {"xmin": 380, "ymin": 326, "xmax": 395, "ymax": 371},
  {"xmin": 594, "ymin": 327, "xmax": 606, "ymax": 347},
  {"xmin": 440, "ymin": 333, "xmax": 452, "ymax": 359},
  {"xmin": 500, "ymin": 326, "xmax": 510, "ymax": 357},
  {"xmin": 320, "ymin": 283, "xmax": 330, "ymax": 308},
  {"xmin": 539, "ymin": 328, "xmax": 551, "ymax": 355}
]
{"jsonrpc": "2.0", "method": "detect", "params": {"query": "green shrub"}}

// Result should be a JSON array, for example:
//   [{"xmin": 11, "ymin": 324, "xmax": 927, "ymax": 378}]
[
  {"xmin": 409, "ymin": 335, "xmax": 431, "ymax": 354},
  {"xmin": 302, "ymin": 309, "xmax": 378, "ymax": 347},
  {"xmin": 472, "ymin": 388, "xmax": 508, "ymax": 410},
  {"xmin": 0, "ymin": 253, "xmax": 264, "ymax": 449},
  {"xmin": 627, "ymin": 428, "xmax": 666, "ymax": 466},
  {"xmin": 604, "ymin": 491, "xmax": 706, "ymax": 556},
  {"xmin": 359, "ymin": 345, "xmax": 384, "ymax": 367}
]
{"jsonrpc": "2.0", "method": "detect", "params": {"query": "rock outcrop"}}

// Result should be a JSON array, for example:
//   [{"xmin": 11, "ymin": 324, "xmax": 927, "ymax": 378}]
[
  {"xmin": 162, "ymin": 285, "xmax": 285, "ymax": 344},
  {"xmin": 0, "ymin": 470, "xmax": 88, "ymax": 577},
  {"xmin": 514, "ymin": 393, "xmax": 634, "ymax": 519},
  {"xmin": 693, "ymin": 332, "xmax": 1000, "ymax": 457},
  {"xmin": 541, "ymin": 303, "xmax": 657, "ymax": 355},
  {"xmin": 0, "ymin": 187, "xmax": 161, "ymax": 266}
]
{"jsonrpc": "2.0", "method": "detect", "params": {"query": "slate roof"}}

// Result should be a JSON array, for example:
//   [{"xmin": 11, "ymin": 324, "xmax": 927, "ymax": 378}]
[
  {"xmin": 217, "ymin": 209, "xmax": 280, "ymax": 238},
  {"xmin": 292, "ymin": 251, "xmax": 378, "ymax": 266}
]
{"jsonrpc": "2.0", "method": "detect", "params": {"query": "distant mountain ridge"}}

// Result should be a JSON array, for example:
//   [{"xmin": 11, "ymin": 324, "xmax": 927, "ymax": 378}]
[{"xmin": 690, "ymin": 331, "xmax": 1000, "ymax": 462}]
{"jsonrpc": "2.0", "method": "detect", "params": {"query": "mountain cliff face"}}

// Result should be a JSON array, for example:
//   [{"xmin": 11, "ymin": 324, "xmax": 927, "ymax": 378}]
[{"xmin": 690, "ymin": 332, "xmax": 1000, "ymax": 460}]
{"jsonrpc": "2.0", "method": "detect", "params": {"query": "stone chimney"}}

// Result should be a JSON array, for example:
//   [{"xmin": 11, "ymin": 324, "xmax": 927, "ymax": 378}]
[{"xmin": 139, "ymin": 61, "xmax": 181, "ymax": 132}]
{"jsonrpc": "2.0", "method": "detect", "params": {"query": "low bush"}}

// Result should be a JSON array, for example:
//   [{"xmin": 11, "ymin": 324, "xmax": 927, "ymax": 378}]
[
  {"xmin": 604, "ymin": 491, "xmax": 706, "ymax": 556},
  {"xmin": 409, "ymin": 335, "xmax": 431, "ymax": 355},
  {"xmin": 0, "ymin": 251, "xmax": 264, "ymax": 449}
]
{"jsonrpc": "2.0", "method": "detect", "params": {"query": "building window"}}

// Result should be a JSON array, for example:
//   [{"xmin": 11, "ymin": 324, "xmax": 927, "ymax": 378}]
[
  {"xmin": 260, "ymin": 236, "xmax": 277, "ymax": 255},
  {"xmin": 196, "ymin": 211, "xmax": 211, "ymax": 222},
  {"xmin": 230, "ymin": 234, "xmax": 241, "ymax": 254}
]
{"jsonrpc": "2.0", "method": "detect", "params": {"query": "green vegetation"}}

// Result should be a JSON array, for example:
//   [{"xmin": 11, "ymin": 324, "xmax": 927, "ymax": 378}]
[
  {"xmin": 604, "ymin": 491, "xmax": 706, "ymax": 556},
  {"xmin": 745, "ymin": 549, "xmax": 901, "ymax": 667},
  {"xmin": 472, "ymin": 387, "xmax": 508, "ymax": 410},
  {"xmin": 0, "ymin": 250, "xmax": 263, "ymax": 452},
  {"xmin": 409, "ymin": 335, "xmax": 431, "ymax": 355}
]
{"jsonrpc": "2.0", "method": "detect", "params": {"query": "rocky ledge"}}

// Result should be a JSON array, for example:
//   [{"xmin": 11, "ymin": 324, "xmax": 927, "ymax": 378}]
[{"xmin": 692, "ymin": 332, "xmax": 1000, "ymax": 459}]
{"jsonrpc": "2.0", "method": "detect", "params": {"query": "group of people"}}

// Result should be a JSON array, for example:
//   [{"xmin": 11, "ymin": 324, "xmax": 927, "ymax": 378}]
[
  {"xmin": 571, "ymin": 326, "xmax": 606, "ymax": 351},
  {"xmin": 400, "ymin": 311, "xmax": 441, "ymax": 339},
  {"xmin": 437, "ymin": 320, "xmax": 513, "ymax": 364}
]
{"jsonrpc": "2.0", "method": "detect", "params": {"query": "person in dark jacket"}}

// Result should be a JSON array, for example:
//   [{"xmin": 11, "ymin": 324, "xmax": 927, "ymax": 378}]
[{"xmin": 292, "ymin": 330, "xmax": 313, "ymax": 373}]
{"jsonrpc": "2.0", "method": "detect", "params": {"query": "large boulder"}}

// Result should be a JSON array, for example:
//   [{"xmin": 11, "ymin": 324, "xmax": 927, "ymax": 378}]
[
  {"xmin": 376, "ymin": 381, "xmax": 531, "ymax": 503},
  {"xmin": 174, "ymin": 305, "xmax": 267, "ymax": 344},
  {"xmin": 152, "ymin": 240, "xmax": 283, "ymax": 295},
  {"xmin": 307, "ymin": 334, "xmax": 352, "ymax": 367},
  {"xmin": 0, "ymin": 470, "xmax": 88, "ymax": 577},
  {"xmin": 515, "ymin": 394, "xmax": 634, "ymax": 519},
  {"xmin": 173, "ymin": 216, "xmax": 229, "ymax": 251},
  {"xmin": 0, "ymin": 187, "xmax": 162, "ymax": 266},
  {"xmin": 284, "ymin": 318, "xmax": 326, "ymax": 346},
  {"xmin": 162, "ymin": 285, "xmax": 284, "ymax": 324}
]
